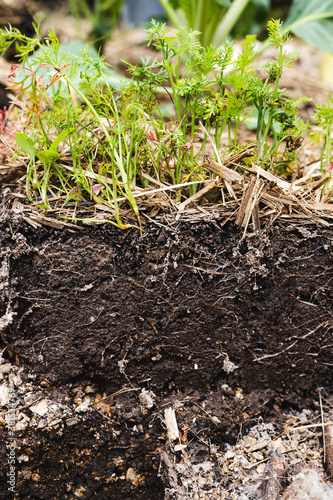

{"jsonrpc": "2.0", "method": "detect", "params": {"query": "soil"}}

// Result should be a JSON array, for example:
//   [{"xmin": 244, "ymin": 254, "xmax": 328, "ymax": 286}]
[{"xmin": 0, "ymin": 210, "xmax": 333, "ymax": 498}]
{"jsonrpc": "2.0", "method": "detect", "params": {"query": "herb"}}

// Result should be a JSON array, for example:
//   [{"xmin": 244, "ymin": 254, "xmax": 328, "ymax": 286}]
[{"xmin": 0, "ymin": 17, "xmax": 331, "ymax": 227}]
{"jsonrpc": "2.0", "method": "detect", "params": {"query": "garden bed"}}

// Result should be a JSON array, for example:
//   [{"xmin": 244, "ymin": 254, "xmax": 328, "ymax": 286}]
[{"xmin": 1, "ymin": 4, "xmax": 333, "ymax": 498}]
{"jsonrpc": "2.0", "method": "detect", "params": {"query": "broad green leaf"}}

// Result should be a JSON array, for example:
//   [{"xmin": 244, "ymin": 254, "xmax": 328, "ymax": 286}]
[
  {"xmin": 49, "ymin": 128, "xmax": 75, "ymax": 152},
  {"xmin": 285, "ymin": 0, "xmax": 333, "ymax": 53},
  {"xmin": 15, "ymin": 132, "xmax": 36, "ymax": 160}
]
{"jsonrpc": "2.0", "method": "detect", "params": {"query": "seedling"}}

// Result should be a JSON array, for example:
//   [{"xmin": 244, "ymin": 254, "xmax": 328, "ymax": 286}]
[
  {"xmin": 314, "ymin": 92, "xmax": 333, "ymax": 189},
  {"xmin": 0, "ymin": 17, "xmax": 331, "ymax": 226}
]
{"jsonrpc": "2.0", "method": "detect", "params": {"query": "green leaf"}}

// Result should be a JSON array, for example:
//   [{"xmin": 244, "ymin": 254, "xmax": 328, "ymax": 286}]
[
  {"xmin": 21, "ymin": 39, "xmax": 127, "ymax": 99},
  {"xmin": 285, "ymin": 0, "xmax": 333, "ymax": 53},
  {"xmin": 49, "ymin": 128, "xmax": 74, "ymax": 152},
  {"xmin": 251, "ymin": 0, "xmax": 270, "ymax": 9},
  {"xmin": 215, "ymin": 0, "xmax": 231, "ymax": 6},
  {"xmin": 37, "ymin": 150, "xmax": 59, "ymax": 168},
  {"xmin": 15, "ymin": 132, "xmax": 36, "ymax": 161}
]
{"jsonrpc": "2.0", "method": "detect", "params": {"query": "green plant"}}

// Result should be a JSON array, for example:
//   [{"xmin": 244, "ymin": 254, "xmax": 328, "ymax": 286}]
[
  {"xmin": 0, "ymin": 17, "xmax": 331, "ymax": 228},
  {"xmin": 314, "ymin": 93, "xmax": 333, "ymax": 181},
  {"xmin": 158, "ymin": 0, "xmax": 267, "ymax": 46},
  {"xmin": 158, "ymin": 0, "xmax": 333, "ymax": 54},
  {"xmin": 68, "ymin": 0, "xmax": 125, "ymax": 53},
  {"xmin": 252, "ymin": 19, "xmax": 309, "ymax": 158},
  {"xmin": 15, "ymin": 129, "xmax": 73, "ymax": 206},
  {"xmin": 0, "ymin": 21, "xmax": 142, "ymax": 229}
]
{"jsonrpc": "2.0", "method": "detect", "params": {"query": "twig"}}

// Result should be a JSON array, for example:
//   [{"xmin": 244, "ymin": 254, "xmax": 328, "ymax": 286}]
[
  {"xmin": 324, "ymin": 409, "xmax": 333, "ymax": 480},
  {"xmin": 91, "ymin": 387, "xmax": 140, "ymax": 406},
  {"xmin": 319, "ymin": 388, "xmax": 326, "ymax": 463},
  {"xmin": 257, "ymin": 450, "xmax": 286, "ymax": 500}
]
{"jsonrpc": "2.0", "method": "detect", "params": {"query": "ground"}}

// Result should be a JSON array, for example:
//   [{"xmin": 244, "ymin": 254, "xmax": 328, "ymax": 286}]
[{"xmin": 0, "ymin": 210, "xmax": 333, "ymax": 498}]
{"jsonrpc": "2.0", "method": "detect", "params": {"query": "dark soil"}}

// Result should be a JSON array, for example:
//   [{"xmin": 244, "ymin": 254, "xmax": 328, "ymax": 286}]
[{"xmin": 0, "ymin": 211, "xmax": 333, "ymax": 498}]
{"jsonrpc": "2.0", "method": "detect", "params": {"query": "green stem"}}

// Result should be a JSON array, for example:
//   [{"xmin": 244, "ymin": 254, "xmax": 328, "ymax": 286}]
[
  {"xmin": 325, "ymin": 121, "xmax": 332, "ymax": 178},
  {"xmin": 157, "ymin": 0, "xmax": 183, "ymax": 30},
  {"xmin": 204, "ymin": 12, "xmax": 223, "ymax": 47},
  {"xmin": 320, "ymin": 141, "xmax": 326, "ymax": 179},
  {"xmin": 254, "ymin": 11, "xmax": 333, "ymax": 61},
  {"xmin": 228, "ymin": 120, "xmax": 232, "ymax": 152},
  {"xmin": 166, "ymin": 66, "xmax": 182, "ymax": 123},
  {"xmin": 234, "ymin": 121, "xmax": 239, "ymax": 148},
  {"xmin": 38, "ymin": 116, "xmax": 52, "ymax": 147},
  {"xmin": 212, "ymin": 0, "xmax": 251, "ymax": 46},
  {"xmin": 284, "ymin": 11, "xmax": 333, "ymax": 33},
  {"xmin": 195, "ymin": 0, "xmax": 206, "ymax": 35}
]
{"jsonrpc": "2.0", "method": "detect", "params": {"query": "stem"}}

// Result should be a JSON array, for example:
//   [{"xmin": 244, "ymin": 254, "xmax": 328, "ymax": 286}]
[
  {"xmin": 325, "ymin": 121, "xmax": 332, "ymax": 178},
  {"xmin": 166, "ymin": 65, "xmax": 182, "ymax": 123},
  {"xmin": 284, "ymin": 11, "xmax": 333, "ymax": 33},
  {"xmin": 212, "ymin": 0, "xmax": 251, "ymax": 47},
  {"xmin": 157, "ymin": 0, "xmax": 183, "ymax": 30},
  {"xmin": 38, "ymin": 116, "xmax": 52, "ymax": 147},
  {"xmin": 195, "ymin": 0, "xmax": 206, "ymax": 35},
  {"xmin": 228, "ymin": 120, "xmax": 232, "ymax": 152},
  {"xmin": 216, "ymin": 117, "xmax": 227, "ymax": 150},
  {"xmin": 256, "ymin": 102, "xmax": 263, "ymax": 153},
  {"xmin": 190, "ymin": 0, "xmax": 197, "ymax": 28},
  {"xmin": 234, "ymin": 121, "xmax": 239, "ymax": 148},
  {"xmin": 254, "ymin": 11, "xmax": 333, "ymax": 61},
  {"xmin": 205, "ymin": 12, "xmax": 223, "ymax": 47},
  {"xmin": 320, "ymin": 141, "xmax": 326, "ymax": 179}
]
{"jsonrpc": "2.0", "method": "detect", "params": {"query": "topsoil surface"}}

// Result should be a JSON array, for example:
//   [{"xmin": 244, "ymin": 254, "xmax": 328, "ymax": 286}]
[{"xmin": 0, "ymin": 211, "xmax": 333, "ymax": 498}]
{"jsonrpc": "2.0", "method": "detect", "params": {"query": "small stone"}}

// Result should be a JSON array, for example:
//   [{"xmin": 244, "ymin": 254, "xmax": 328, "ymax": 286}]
[
  {"xmin": 11, "ymin": 374, "xmax": 22, "ymax": 387},
  {"xmin": 48, "ymin": 419, "xmax": 62, "ymax": 428},
  {"xmin": 75, "ymin": 400, "xmax": 90, "ymax": 413},
  {"xmin": 126, "ymin": 468, "xmax": 143, "ymax": 486},
  {"xmin": 0, "ymin": 383, "xmax": 9, "ymax": 406},
  {"xmin": 37, "ymin": 419, "xmax": 48, "ymax": 429},
  {"xmin": 243, "ymin": 436, "xmax": 257, "ymax": 446},
  {"xmin": 0, "ymin": 363, "xmax": 11, "ymax": 375},
  {"xmin": 256, "ymin": 463, "xmax": 266, "ymax": 474},
  {"xmin": 139, "ymin": 389, "xmax": 155, "ymax": 415},
  {"xmin": 30, "ymin": 400, "xmax": 49, "ymax": 417},
  {"xmin": 20, "ymin": 469, "xmax": 32, "ymax": 480},
  {"xmin": 223, "ymin": 356, "xmax": 238, "ymax": 373},
  {"xmin": 74, "ymin": 485, "xmax": 86, "ymax": 497},
  {"xmin": 66, "ymin": 417, "xmax": 79, "ymax": 426},
  {"xmin": 15, "ymin": 413, "xmax": 30, "ymax": 431},
  {"xmin": 235, "ymin": 388, "xmax": 243, "ymax": 399},
  {"xmin": 40, "ymin": 380, "xmax": 51, "ymax": 388}
]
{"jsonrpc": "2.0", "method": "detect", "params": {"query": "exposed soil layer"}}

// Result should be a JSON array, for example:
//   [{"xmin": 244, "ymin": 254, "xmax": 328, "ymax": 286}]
[{"xmin": 1, "ymin": 211, "xmax": 333, "ymax": 498}]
